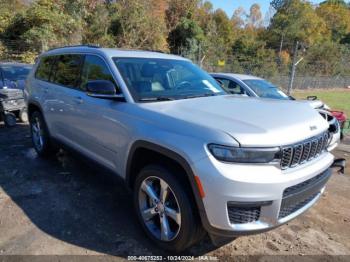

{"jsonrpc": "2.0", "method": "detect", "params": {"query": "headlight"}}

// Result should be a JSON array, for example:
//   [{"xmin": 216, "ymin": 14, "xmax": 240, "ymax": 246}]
[{"xmin": 208, "ymin": 144, "xmax": 281, "ymax": 163}]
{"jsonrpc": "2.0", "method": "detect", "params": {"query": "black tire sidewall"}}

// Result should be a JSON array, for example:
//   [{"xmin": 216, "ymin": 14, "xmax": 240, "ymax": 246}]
[{"xmin": 133, "ymin": 165, "xmax": 198, "ymax": 252}]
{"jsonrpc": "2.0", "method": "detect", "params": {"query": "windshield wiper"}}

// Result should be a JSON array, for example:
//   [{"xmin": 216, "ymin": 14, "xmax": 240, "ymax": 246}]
[
  {"xmin": 139, "ymin": 97, "xmax": 175, "ymax": 102},
  {"xmin": 183, "ymin": 93, "xmax": 217, "ymax": 99}
]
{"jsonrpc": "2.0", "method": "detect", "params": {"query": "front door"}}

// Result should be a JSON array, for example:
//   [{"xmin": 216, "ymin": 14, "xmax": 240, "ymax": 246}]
[{"xmin": 70, "ymin": 54, "xmax": 129, "ymax": 171}]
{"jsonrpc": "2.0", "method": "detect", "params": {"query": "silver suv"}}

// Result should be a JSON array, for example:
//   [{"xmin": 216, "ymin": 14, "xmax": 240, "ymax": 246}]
[{"xmin": 25, "ymin": 46, "xmax": 337, "ymax": 252}]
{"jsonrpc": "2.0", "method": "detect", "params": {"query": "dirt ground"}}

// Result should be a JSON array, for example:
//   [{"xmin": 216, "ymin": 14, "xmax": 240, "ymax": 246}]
[{"xmin": 0, "ymin": 123, "xmax": 349, "ymax": 261}]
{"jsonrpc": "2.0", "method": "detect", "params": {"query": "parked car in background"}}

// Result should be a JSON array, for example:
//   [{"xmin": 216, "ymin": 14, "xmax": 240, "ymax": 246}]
[
  {"xmin": 26, "ymin": 46, "xmax": 340, "ymax": 251},
  {"xmin": 0, "ymin": 62, "xmax": 32, "ymax": 126},
  {"xmin": 211, "ymin": 73, "xmax": 343, "ymax": 143}
]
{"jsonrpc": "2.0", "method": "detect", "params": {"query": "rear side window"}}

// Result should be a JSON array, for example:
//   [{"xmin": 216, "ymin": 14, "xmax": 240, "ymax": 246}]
[
  {"xmin": 35, "ymin": 56, "xmax": 55, "ymax": 81},
  {"xmin": 80, "ymin": 55, "xmax": 117, "ymax": 91},
  {"xmin": 52, "ymin": 54, "xmax": 83, "ymax": 88}
]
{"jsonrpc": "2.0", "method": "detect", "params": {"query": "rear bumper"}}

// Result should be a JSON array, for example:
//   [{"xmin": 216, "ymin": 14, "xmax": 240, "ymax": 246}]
[{"xmin": 192, "ymin": 152, "xmax": 334, "ymax": 237}]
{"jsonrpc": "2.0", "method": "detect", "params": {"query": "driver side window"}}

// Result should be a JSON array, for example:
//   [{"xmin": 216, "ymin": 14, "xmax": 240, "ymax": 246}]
[
  {"xmin": 216, "ymin": 78, "xmax": 247, "ymax": 95},
  {"xmin": 80, "ymin": 55, "xmax": 119, "ymax": 92}
]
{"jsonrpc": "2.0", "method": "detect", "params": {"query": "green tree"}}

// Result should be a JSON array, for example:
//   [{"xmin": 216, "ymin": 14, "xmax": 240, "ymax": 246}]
[
  {"xmin": 316, "ymin": 1, "xmax": 350, "ymax": 42},
  {"xmin": 165, "ymin": 0, "xmax": 199, "ymax": 31},
  {"xmin": 168, "ymin": 17, "xmax": 204, "ymax": 58},
  {"xmin": 268, "ymin": 0, "xmax": 328, "ymax": 51},
  {"xmin": 110, "ymin": 0, "xmax": 168, "ymax": 51}
]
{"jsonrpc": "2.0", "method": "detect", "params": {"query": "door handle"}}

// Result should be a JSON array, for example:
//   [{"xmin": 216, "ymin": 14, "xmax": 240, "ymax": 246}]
[
  {"xmin": 43, "ymin": 87, "xmax": 49, "ymax": 93},
  {"xmin": 73, "ymin": 96, "xmax": 84, "ymax": 104}
]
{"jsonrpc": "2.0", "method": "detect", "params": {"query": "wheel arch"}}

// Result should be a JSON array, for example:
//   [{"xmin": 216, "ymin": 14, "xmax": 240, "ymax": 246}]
[
  {"xmin": 125, "ymin": 140, "xmax": 208, "ymax": 227},
  {"xmin": 27, "ymin": 100, "xmax": 43, "ymax": 118}
]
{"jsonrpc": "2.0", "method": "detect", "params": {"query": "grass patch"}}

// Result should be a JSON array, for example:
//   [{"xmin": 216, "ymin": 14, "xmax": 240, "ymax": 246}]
[{"xmin": 292, "ymin": 89, "xmax": 350, "ymax": 116}]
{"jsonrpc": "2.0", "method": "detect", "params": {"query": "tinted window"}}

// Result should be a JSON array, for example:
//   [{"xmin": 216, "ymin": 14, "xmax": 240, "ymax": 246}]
[
  {"xmin": 52, "ymin": 54, "xmax": 83, "ymax": 88},
  {"xmin": 113, "ymin": 58, "xmax": 224, "ymax": 101},
  {"xmin": 80, "ymin": 55, "xmax": 117, "ymax": 91},
  {"xmin": 35, "ymin": 56, "xmax": 55, "ymax": 81}
]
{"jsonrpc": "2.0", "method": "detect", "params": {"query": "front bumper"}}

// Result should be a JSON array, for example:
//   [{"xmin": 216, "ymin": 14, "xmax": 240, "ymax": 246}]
[{"xmin": 193, "ymin": 151, "xmax": 334, "ymax": 237}]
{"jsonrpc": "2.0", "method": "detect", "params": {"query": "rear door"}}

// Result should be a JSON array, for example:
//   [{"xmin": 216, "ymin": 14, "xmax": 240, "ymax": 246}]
[
  {"xmin": 32, "ymin": 56, "xmax": 58, "ymax": 131},
  {"xmin": 45, "ymin": 54, "xmax": 85, "ymax": 145}
]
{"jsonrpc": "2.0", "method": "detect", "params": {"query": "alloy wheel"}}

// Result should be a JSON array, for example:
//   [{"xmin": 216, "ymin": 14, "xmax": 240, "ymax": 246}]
[{"xmin": 138, "ymin": 176, "xmax": 181, "ymax": 242}]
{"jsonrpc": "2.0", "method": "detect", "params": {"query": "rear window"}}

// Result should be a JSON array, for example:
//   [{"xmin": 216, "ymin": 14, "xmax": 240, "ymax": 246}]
[
  {"xmin": 35, "ymin": 56, "xmax": 55, "ymax": 81},
  {"xmin": 51, "ymin": 54, "xmax": 83, "ymax": 88}
]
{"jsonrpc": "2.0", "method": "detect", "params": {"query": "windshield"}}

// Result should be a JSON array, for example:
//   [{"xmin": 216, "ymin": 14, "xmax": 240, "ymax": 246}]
[
  {"xmin": 113, "ymin": 58, "xmax": 225, "ymax": 101},
  {"xmin": 1, "ymin": 65, "xmax": 32, "ymax": 81},
  {"xmin": 243, "ymin": 79, "xmax": 290, "ymax": 100}
]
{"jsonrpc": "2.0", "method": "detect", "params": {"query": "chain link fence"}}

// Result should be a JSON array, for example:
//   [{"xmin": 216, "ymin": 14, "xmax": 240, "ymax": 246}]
[
  {"xmin": 2, "ymin": 40, "xmax": 350, "ymax": 90},
  {"xmin": 200, "ymin": 60, "xmax": 350, "ymax": 90}
]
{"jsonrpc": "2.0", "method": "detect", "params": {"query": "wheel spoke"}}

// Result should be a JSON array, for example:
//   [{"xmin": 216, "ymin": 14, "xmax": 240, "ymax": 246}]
[
  {"xmin": 165, "ymin": 207, "xmax": 181, "ymax": 225},
  {"xmin": 141, "ymin": 181, "xmax": 159, "ymax": 203},
  {"xmin": 141, "ymin": 207, "xmax": 157, "ymax": 221},
  {"xmin": 159, "ymin": 179, "xmax": 169, "ymax": 203},
  {"xmin": 160, "ymin": 214, "xmax": 171, "ymax": 241}
]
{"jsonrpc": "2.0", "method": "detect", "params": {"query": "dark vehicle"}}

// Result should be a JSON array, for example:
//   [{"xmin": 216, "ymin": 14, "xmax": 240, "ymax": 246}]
[{"xmin": 0, "ymin": 62, "xmax": 32, "ymax": 126}]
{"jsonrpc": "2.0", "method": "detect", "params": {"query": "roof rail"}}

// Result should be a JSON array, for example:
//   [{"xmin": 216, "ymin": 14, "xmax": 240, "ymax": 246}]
[{"xmin": 48, "ymin": 44, "xmax": 101, "ymax": 51}]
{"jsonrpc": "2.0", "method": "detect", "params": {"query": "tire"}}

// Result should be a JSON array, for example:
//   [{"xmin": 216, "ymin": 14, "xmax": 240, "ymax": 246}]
[
  {"xmin": 134, "ymin": 164, "xmax": 204, "ymax": 252},
  {"xmin": 19, "ymin": 108, "xmax": 28, "ymax": 123},
  {"xmin": 4, "ymin": 112, "xmax": 16, "ymax": 127},
  {"xmin": 29, "ymin": 111, "xmax": 54, "ymax": 156}
]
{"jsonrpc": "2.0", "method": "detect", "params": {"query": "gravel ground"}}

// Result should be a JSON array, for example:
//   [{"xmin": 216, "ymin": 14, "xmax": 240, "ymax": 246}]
[{"xmin": 0, "ymin": 123, "xmax": 349, "ymax": 261}]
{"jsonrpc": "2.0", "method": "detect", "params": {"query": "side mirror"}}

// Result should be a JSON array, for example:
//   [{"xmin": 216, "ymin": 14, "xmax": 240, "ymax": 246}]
[{"xmin": 86, "ymin": 80, "xmax": 124, "ymax": 100}]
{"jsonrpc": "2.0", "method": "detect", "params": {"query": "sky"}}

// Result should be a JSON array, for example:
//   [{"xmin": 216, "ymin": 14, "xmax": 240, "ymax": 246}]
[{"xmin": 210, "ymin": 0, "xmax": 324, "ymax": 18}]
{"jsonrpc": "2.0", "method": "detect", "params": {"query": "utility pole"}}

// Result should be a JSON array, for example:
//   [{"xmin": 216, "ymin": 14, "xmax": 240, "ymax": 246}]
[{"xmin": 288, "ymin": 40, "xmax": 299, "ymax": 95}]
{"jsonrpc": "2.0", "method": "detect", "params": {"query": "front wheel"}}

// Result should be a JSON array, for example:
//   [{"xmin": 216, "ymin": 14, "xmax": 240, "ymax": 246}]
[{"xmin": 134, "ymin": 165, "xmax": 204, "ymax": 252}]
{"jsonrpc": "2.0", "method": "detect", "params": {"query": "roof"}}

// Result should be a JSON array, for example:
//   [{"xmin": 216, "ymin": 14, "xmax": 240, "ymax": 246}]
[
  {"xmin": 42, "ymin": 46, "xmax": 189, "ymax": 61},
  {"xmin": 210, "ymin": 73, "xmax": 263, "ymax": 81}
]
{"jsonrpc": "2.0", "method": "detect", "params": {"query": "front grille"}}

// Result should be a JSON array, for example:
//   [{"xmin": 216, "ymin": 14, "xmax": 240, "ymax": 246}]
[
  {"xmin": 279, "ymin": 170, "xmax": 331, "ymax": 219},
  {"xmin": 227, "ymin": 206, "xmax": 260, "ymax": 224},
  {"xmin": 281, "ymin": 132, "xmax": 329, "ymax": 170},
  {"xmin": 283, "ymin": 171, "xmax": 329, "ymax": 198},
  {"xmin": 279, "ymin": 192, "xmax": 318, "ymax": 219}
]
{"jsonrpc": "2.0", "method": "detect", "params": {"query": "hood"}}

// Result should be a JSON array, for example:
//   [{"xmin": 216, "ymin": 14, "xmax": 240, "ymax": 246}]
[{"xmin": 141, "ymin": 95, "xmax": 329, "ymax": 147}]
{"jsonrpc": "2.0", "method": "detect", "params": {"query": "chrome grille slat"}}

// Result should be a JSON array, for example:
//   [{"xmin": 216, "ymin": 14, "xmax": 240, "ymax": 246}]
[
  {"xmin": 300, "ymin": 142, "xmax": 311, "ymax": 164},
  {"xmin": 281, "ymin": 131, "xmax": 329, "ymax": 170},
  {"xmin": 290, "ymin": 144, "xmax": 303, "ymax": 167},
  {"xmin": 308, "ymin": 139, "xmax": 318, "ymax": 160},
  {"xmin": 315, "ymin": 136, "xmax": 323, "ymax": 156}
]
